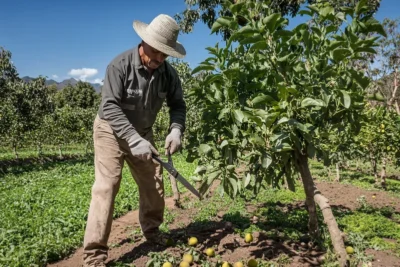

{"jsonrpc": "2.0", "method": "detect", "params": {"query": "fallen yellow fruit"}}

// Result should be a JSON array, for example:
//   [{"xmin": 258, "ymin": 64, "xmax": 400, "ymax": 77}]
[
  {"xmin": 346, "ymin": 246, "xmax": 354, "ymax": 254},
  {"xmin": 247, "ymin": 259, "xmax": 258, "ymax": 267},
  {"xmin": 163, "ymin": 262, "xmax": 173, "ymax": 267},
  {"xmin": 205, "ymin": 247, "xmax": 215, "ymax": 257},
  {"xmin": 222, "ymin": 261, "xmax": 231, "ymax": 267},
  {"xmin": 180, "ymin": 261, "xmax": 190, "ymax": 267},
  {"xmin": 188, "ymin": 237, "xmax": 198, "ymax": 246},
  {"xmin": 182, "ymin": 254, "xmax": 193, "ymax": 264},
  {"xmin": 244, "ymin": 233, "xmax": 253, "ymax": 243},
  {"xmin": 233, "ymin": 262, "xmax": 244, "ymax": 267}
]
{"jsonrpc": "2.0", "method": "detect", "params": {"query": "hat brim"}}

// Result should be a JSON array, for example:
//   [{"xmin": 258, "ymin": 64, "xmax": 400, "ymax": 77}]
[{"xmin": 133, "ymin": 20, "xmax": 186, "ymax": 59}]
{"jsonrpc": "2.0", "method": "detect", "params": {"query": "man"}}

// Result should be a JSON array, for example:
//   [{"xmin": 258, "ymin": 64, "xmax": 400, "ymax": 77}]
[{"xmin": 82, "ymin": 14, "xmax": 186, "ymax": 267}]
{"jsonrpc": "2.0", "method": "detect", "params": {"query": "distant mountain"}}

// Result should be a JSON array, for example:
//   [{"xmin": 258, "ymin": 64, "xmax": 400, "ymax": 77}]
[{"xmin": 21, "ymin": 76, "xmax": 102, "ymax": 93}]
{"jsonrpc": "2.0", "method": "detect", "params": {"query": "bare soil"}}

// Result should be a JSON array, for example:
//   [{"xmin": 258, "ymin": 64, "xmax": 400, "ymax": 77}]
[{"xmin": 48, "ymin": 181, "xmax": 400, "ymax": 267}]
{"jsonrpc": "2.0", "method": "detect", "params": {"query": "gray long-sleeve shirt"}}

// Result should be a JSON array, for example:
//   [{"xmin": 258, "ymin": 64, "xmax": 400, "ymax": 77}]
[{"xmin": 97, "ymin": 45, "xmax": 186, "ymax": 141}]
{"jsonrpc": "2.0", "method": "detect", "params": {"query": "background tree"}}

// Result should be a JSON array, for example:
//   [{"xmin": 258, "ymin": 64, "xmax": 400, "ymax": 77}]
[
  {"xmin": 367, "ymin": 17, "xmax": 400, "ymax": 114},
  {"xmin": 55, "ymin": 81, "xmax": 100, "ymax": 109}
]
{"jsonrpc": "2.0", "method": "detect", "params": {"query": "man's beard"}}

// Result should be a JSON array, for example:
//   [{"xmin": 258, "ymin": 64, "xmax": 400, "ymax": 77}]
[{"xmin": 147, "ymin": 59, "xmax": 162, "ymax": 69}]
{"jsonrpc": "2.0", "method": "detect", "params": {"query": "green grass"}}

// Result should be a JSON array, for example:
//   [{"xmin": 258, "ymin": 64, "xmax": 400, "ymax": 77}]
[{"xmin": 0, "ymin": 152, "xmax": 195, "ymax": 267}]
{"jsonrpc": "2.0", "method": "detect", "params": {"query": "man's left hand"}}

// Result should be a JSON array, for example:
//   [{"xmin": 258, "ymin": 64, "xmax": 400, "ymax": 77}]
[{"xmin": 164, "ymin": 128, "xmax": 181, "ymax": 155}]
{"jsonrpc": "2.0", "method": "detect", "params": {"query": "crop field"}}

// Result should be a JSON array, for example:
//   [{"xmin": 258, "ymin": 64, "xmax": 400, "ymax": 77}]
[{"xmin": 1, "ymin": 150, "xmax": 399, "ymax": 267}]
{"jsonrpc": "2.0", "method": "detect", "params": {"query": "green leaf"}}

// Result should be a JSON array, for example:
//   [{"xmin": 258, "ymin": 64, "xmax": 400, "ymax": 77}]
[
  {"xmin": 331, "ymin": 48, "xmax": 352, "ymax": 62},
  {"xmin": 328, "ymin": 40, "xmax": 344, "ymax": 51},
  {"xmin": 250, "ymin": 41, "xmax": 268, "ymax": 51},
  {"xmin": 354, "ymin": 47, "xmax": 376, "ymax": 54},
  {"xmin": 220, "ymin": 139, "xmax": 229, "ymax": 148},
  {"xmin": 240, "ymin": 34, "xmax": 263, "ymax": 44},
  {"xmin": 262, "ymin": 13, "xmax": 281, "ymax": 32},
  {"xmin": 261, "ymin": 153, "xmax": 272, "ymax": 168},
  {"xmin": 230, "ymin": 1, "xmax": 246, "ymax": 13},
  {"xmin": 237, "ymin": 25, "xmax": 258, "ymax": 35},
  {"xmin": 191, "ymin": 64, "xmax": 215, "ymax": 75},
  {"xmin": 229, "ymin": 177, "xmax": 238, "ymax": 196},
  {"xmin": 198, "ymin": 144, "xmax": 212, "ymax": 155},
  {"xmin": 218, "ymin": 107, "xmax": 230, "ymax": 120},
  {"xmin": 211, "ymin": 17, "xmax": 233, "ymax": 34},
  {"xmin": 341, "ymin": 90, "xmax": 351, "ymax": 108},
  {"xmin": 251, "ymin": 94, "xmax": 276, "ymax": 105},
  {"xmin": 194, "ymin": 165, "xmax": 207, "ymax": 175},
  {"xmin": 298, "ymin": 10, "xmax": 313, "ymax": 16},
  {"xmin": 355, "ymin": 0, "xmax": 368, "ymax": 16},
  {"xmin": 265, "ymin": 112, "xmax": 280, "ymax": 127},
  {"xmin": 244, "ymin": 173, "xmax": 251, "ymax": 188},
  {"xmin": 233, "ymin": 109, "xmax": 244, "ymax": 123},
  {"xmin": 320, "ymin": 6, "xmax": 334, "ymax": 17},
  {"xmin": 349, "ymin": 69, "xmax": 370, "ymax": 89},
  {"xmin": 286, "ymin": 174, "xmax": 296, "ymax": 192},
  {"xmin": 301, "ymin": 98, "xmax": 326, "ymax": 107}
]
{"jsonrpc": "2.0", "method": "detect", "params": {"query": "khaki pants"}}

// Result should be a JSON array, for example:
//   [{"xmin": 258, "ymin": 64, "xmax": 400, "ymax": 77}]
[{"xmin": 83, "ymin": 115, "xmax": 164, "ymax": 265}]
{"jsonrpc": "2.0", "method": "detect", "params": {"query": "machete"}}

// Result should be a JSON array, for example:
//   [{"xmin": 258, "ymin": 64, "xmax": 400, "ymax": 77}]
[{"xmin": 152, "ymin": 153, "xmax": 202, "ymax": 200}]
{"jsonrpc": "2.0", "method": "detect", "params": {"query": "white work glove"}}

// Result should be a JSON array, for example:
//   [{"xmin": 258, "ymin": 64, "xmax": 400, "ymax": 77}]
[
  {"xmin": 127, "ymin": 133, "xmax": 159, "ymax": 161},
  {"xmin": 164, "ymin": 128, "xmax": 182, "ymax": 155}
]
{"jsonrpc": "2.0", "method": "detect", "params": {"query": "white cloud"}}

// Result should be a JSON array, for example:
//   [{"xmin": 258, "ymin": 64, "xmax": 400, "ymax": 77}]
[
  {"xmin": 52, "ymin": 74, "xmax": 58, "ymax": 79},
  {"xmin": 68, "ymin": 68, "xmax": 98, "ymax": 81},
  {"xmin": 90, "ymin": 78, "xmax": 104, "ymax": 85}
]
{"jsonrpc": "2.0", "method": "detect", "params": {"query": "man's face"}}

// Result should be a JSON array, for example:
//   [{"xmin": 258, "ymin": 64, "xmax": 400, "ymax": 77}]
[{"xmin": 140, "ymin": 42, "xmax": 169, "ymax": 70}]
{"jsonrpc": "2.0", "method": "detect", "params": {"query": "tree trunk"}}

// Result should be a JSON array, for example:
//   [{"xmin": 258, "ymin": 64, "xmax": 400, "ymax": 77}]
[
  {"xmin": 395, "ymin": 100, "xmax": 400, "ymax": 115},
  {"xmin": 296, "ymin": 151, "xmax": 348, "ymax": 267},
  {"xmin": 167, "ymin": 154, "xmax": 181, "ymax": 208},
  {"xmin": 389, "ymin": 69, "xmax": 399, "ymax": 115},
  {"xmin": 58, "ymin": 145, "xmax": 63, "ymax": 159},
  {"xmin": 169, "ymin": 174, "xmax": 181, "ymax": 207},
  {"xmin": 335, "ymin": 163, "xmax": 340, "ymax": 182},
  {"xmin": 37, "ymin": 143, "xmax": 43, "ymax": 157},
  {"xmin": 370, "ymin": 152, "xmax": 378, "ymax": 184},
  {"xmin": 380, "ymin": 157, "xmax": 387, "ymax": 189},
  {"xmin": 13, "ymin": 144, "xmax": 19, "ymax": 160}
]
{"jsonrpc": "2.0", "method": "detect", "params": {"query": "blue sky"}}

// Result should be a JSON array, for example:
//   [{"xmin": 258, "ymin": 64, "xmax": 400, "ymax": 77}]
[{"xmin": 1, "ymin": 0, "xmax": 399, "ymax": 84}]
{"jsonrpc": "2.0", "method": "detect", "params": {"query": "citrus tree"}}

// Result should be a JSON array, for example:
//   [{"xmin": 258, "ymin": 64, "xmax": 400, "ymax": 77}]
[
  {"xmin": 357, "ymin": 105, "xmax": 400, "ymax": 187},
  {"xmin": 186, "ymin": 0, "xmax": 385, "ymax": 265}
]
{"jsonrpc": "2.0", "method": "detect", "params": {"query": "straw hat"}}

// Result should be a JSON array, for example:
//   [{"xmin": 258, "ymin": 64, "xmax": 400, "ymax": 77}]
[{"xmin": 133, "ymin": 14, "xmax": 186, "ymax": 58}]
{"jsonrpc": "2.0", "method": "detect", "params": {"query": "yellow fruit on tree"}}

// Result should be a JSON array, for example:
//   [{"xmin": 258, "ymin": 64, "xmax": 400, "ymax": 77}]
[
  {"xmin": 180, "ymin": 261, "xmax": 190, "ymax": 267},
  {"xmin": 182, "ymin": 254, "xmax": 194, "ymax": 264},
  {"xmin": 247, "ymin": 259, "xmax": 258, "ymax": 267},
  {"xmin": 346, "ymin": 246, "xmax": 354, "ymax": 254},
  {"xmin": 163, "ymin": 262, "xmax": 173, "ymax": 267},
  {"xmin": 381, "ymin": 124, "xmax": 385, "ymax": 129},
  {"xmin": 381, "ymin": 129, "xmax": 385, "ymax": 133},
  {"xmin": 222, "ymin": 262, "xmax": 231, "ymax": 267},
  {"xmin": 244, "ymin": 233, "xmax": 253, "ymax": 243},
  {"xmin": 233, "ymin": 262, "xmax": 244, "ymax": 267},
  {"xmin": 188, "ymin": 237, "xmax": 198, "ymax": 246},
  {"xmin": 205, "ymin": 247, "xmax": 215, "ymax": 257}
]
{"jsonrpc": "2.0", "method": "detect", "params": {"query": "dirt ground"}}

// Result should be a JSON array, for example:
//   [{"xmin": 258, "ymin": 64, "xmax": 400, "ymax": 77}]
[{"xmin": 48, "ymin": 181, "xmax": 400, "ymax": 267}]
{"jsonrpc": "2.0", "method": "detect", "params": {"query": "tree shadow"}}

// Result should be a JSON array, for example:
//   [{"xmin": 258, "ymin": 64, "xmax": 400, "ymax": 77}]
[
  {"xmin": 0, "ymin": 154, "xmax": 93, "ymax": 177},
  {"xmin": 107, "ymin": 201, "xmax": 354, "ymax": 266}
]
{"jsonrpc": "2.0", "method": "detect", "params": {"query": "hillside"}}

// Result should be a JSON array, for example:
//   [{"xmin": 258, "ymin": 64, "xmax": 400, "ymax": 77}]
[{"xmin": 21, "ymin": 76, "xmax": 102, "ymax": 93}]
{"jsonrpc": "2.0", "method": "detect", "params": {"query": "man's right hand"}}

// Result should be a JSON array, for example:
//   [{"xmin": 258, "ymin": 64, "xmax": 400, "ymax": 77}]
[{"xmin": 127, "ymin": 133, "xmax": 159, "ymax": 161}]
